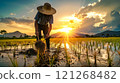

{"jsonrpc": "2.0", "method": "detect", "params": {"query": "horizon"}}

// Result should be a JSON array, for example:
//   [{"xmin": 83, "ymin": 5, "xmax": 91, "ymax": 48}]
[
  {"xmin": 0, "ymin": 0, "xmax": 120, "ymax": 35},
  {"xmin": 0, "ymin": 30, "xmax": 120, "ymax": 37}
]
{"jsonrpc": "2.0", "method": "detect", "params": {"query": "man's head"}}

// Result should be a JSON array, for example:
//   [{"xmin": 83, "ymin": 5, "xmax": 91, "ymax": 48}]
[{"xmin": 37, "ymin": 3, "xmax": 56, "ymax": 15}]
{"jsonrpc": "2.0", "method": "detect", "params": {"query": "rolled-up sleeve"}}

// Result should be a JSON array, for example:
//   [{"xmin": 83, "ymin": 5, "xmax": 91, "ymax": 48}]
[
  {"xmin": 34, "ymin": 12, "xmax": 39, "ymax": 21},
  {"xmin": 49, "ymin": 15, "xmax": 53, "ymax": 24}
]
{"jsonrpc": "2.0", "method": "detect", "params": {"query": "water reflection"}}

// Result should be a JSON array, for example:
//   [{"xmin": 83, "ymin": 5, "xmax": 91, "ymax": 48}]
[{"xmin": 61, "ymin": 43, "xmax": 70, "ymax": 49}]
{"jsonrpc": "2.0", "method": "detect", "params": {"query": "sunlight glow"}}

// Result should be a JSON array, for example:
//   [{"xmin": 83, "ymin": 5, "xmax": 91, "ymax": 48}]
[
  {"xmin": 59, "ymin": 27, "xmax": 72, "ymax": 33},
  {"xmin": 57, "ymin": 14, "xmax": 81, "ymax": 34},
  {"xmin": 10, "ymin": 21, "xmax": 33, "ymax": 30},
  {"xmin": 60, "ymin": 14, "xmax": 82, "ymax": 23}
]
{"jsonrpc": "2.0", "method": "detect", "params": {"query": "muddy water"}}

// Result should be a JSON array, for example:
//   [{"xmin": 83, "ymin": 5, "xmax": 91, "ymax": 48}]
[
  {"xmin": 0, "ymin": 44, "xmax": 36, "ymax": 67},
  {"xmin": 0, "ymin": 51, "xmax": 36, "ymax": 67},
  {"xmin": 0, "ymin": 42, "xmax": 120, "ymax": 67}
]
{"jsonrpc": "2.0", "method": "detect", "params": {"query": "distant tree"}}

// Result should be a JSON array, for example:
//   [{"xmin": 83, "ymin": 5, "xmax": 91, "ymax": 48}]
[
  {"xmin": 24, "ymin": 34, "xmax": 30, "ymax": 38},
  {"xmin": 0, "ymin": 30, "xmax": 7, "ymax": 38},
  {"xmin": 13, "ymin": 36, "xmax": 16, "ymax": 39},
  {"xmin": 85, "ymin": 34, "xmax": 90, "ymax": 37},
  {"xmin": 20, "ymin": 35, "xmax": 23, "ymax": 38},
  {"xmin": 91, "ymin": 35, "xmax": 94, "ymax": 37},
  {"xmin": 31, "ymin": 35, "xmax": 36, "ymax": 38},
  {"xmin": 0, "ymin": 30, "xmax": 7, "ymax": 35},
  {"xmin": 106, "ymin": 34, "xmax": 110, "ymax": 37},
  {"xmin": 102, "ymin": 34, "xmax": 105, "ymax": 37}
]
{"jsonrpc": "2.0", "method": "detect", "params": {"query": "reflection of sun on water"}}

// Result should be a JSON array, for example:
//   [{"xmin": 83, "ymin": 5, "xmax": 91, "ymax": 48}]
[
  {"xmin": 61, "ymin": 43, "xmax": 70, "ymax": 49},
  {"xmin": 55, "ymin": 43, "xmax": 70, "ymax": 49},
  {"xmin": 66, "ymin": 43, "xmax": 69, "ymax": 49}
]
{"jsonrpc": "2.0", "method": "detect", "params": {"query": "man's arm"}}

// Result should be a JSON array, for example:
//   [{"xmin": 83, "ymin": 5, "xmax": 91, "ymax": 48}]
[
  {"xmin": 49, "ymin": 24, "xmax": 52, "ymax": 34},
  {"xmin": 45, "ymin": 15, "xmax": 53, "ymax": 39},
  {"xmin": 48, "ymin": 15, "xmax": 53, "ymax": 35},
  {"xmin": 34, "ymin": 12, "xmax": 40, "ymax": 37},
  {"xmin": 34, "ymin": 20, "xmax": 39, "ymax": 37},
  {"xmin": 45, "ymin": 24, "xmax": 52, "ymax": 39}
]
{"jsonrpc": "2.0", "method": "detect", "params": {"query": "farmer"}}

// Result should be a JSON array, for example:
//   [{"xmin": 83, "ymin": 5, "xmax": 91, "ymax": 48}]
[{"xmin": 34, "ymin": 3, "xmax": 56, "ymax": 51}]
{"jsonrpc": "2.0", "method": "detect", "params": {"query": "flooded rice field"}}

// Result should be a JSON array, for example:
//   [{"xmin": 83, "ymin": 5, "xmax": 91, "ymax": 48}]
[{"xmin": 0, "ymin": 38, "xmax": 120, "ymax": 67}]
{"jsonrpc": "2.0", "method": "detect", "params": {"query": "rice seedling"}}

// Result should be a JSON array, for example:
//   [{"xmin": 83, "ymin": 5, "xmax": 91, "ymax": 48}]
[
  {"xmin": 2, "ymin": 55, "xmax": 4, "ymax": 58},
  {"xmin": 78, "ymin": 43, "xmax": 81, "ymax": 61},
  {"xmin": 49, "ymin": 56, "xmax": 55, "ymax": 67},
  {"xmin": 34, "ymin": 40, "xmax": 50, "ymax": 67},
  {"xmin": 110, "ymin": 43, "xmax": 112, "ymax": 51},
  {"xmin": 86, "ymin": 49, "xmax": 91, "ymax": 67},
  {"xmin": 8, "ymin": 55, "xmax": 18, "ymax": 67},
  {"xmin": 98, "ymin": 47, "xmax": 101, "ymax": 54},
  {"xmin": 94, "ymin": 52, "xmax": 97, "ymax": 67},
  {"xmin": 23, "ymin": 55, "xmax": 26, "ymax": 67},
  {"xmin": 118, "ymin": 44, "xmax": 120, "ymax": 50},
  {"xmin": 1, "ymin": 44, "xmax": 4, "ymax": 51},
  {"xmin": 48, "ymin": 42, "xmax": 62, "ymax": 67},
  {"xmin": 64, "ymin": 41, "xmax": 70, "ymax": 67},
  {"xmin": 34, "ymin": 50, "xmax": 40, "ymax": 66},
  {"xmin": 107, "ymin": 45, "xmax": 112, "ymax": 67},
  {"xmin": 114, "ymin": 42, "xmax": 117, "ymax": 51},
  {"xmin": 0, "ymin": 38, "xmax": 120, "ymax": 67},
  {"xmin": 13, "ymin": 49, "xmax": 16, "ymax": 58}
]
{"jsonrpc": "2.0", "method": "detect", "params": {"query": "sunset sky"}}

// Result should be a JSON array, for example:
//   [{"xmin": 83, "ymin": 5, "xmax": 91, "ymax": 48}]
[{"xmin": 0, "ymin": 0, "xmax": 120, "ymax": 35}]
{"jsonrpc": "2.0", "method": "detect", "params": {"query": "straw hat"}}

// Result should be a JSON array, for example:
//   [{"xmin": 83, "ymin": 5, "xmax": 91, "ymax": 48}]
[{"xmin": 37, "ymin": 3, "xmax": 56, "ymax": 15}]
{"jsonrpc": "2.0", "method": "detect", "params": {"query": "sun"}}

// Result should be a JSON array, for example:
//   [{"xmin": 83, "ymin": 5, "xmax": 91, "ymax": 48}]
[
  {"xmin": 52, "ymin": 26, "xmax": 73, "ymax": 35},
  {"xmin": 59, "ymin": 27, "xmax": 72, "ymax": 33}
]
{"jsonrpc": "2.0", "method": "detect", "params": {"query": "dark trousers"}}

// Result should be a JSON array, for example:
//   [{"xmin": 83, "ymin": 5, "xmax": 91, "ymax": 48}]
[{"xmin": 37, "ymin": 24, "xmax": 50, "ymax": 49}]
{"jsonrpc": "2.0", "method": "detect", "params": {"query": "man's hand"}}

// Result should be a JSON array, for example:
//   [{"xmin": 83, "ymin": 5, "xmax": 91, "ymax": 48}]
[
  {"xmin": 45, "ymin": 24, "xmax": 52, "ymax": 39},
  {"xmin": 45, "ymin": 33, "xmax": 49, "ymax": 39}
]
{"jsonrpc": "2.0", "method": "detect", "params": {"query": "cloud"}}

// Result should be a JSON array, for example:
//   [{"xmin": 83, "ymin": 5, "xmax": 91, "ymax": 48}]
[
  {"xmin": 76, "ymin": 0, "xmax": 120, "ymax": 34},
  {"xmin": 0, "ymin": 17, "xmax": 33, "ymax": 24},
  {"xmin": 75, "ymin": 17, "xmax": 103, "ymax": 33},
  {"xmin": 28, "ymin": 9, "xmax": 34, "ymax": 13},
  {"xmin": 108, "ymin": 10, "xmax": 120, "ymax": 30},
  {"xmin": 0, "ymin": 17, "xmax": 34, "ymax": 35},
  {"xmin": 10, "ymin": 13, "xmax": 16, "ymax": 16},
  {"xmin": 78, "ymin": 0, "xmax": 120, "ymax": 15}
]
